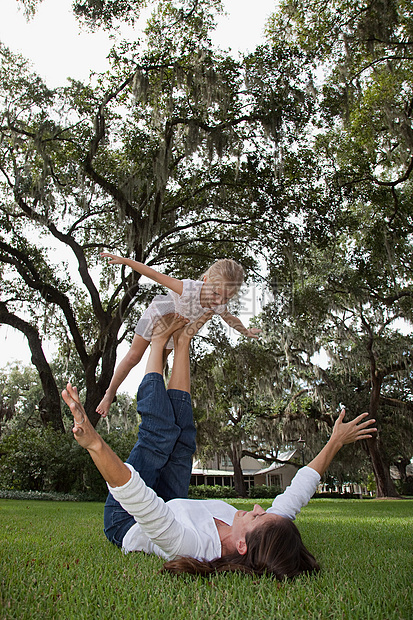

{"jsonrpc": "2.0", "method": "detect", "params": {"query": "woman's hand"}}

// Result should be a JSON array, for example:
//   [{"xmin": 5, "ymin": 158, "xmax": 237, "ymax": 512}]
[
  {"xmin": 62, "ymin": 383, "xmax": 102, "ymax": 451},
  {"xmin": 331, "ymin": 409, "xmax": 377, "ymax": 448},
  {"xmin": 307, "ymin": 409, "xmax": 377, "ymax": 476},
  {"xmin": 62, "ymin": 383, "xmax": 131, "ymax": 487}
]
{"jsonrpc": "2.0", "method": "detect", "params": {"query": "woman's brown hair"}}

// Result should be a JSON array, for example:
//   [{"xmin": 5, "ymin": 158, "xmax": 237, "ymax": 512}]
[{"xmin": 161, "ymin": 517, "xmax": 320, "ymax": 580}]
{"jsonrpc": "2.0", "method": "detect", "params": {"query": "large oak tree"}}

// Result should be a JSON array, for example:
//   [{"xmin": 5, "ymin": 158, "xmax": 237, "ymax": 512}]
[{"xmin": 0, "ymin": 0, "xmax": 313, "ymax": 428}]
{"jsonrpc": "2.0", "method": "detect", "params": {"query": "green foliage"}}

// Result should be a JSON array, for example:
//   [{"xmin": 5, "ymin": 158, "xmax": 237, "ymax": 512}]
[
  {"xmin": 0, "ymin": 0, "xmax": 315, "ymax": 428},
  {"xmin": 73, "ymin": 0, "xmax": 149, "ymax": 30},
  {"xmin": 395, "ymin": 476, "xmax": 413, "ymax": 497},
  {"xmin": 191, "ymin": 331, "xmax": 291, "ymax": 488},
  {"xmin": 259, "ymin": 0, "xmax": 413, "ymax": 497},
  {"xmin": 0, "ymin": 425, "xmax": 138, "ymax": 499},
  {"xmin": 0, "ymin": 426, "xmax": 81, "ymax": 493},
  {"xmin": 248, "ymin": 484, "xmax": 282, "ymax": 499},
  {"xmin": 187, "ymin": 484, "xmax": 237, "ymax": 499},
  {"xmin": 0, "ymin": 361, "xmax": 138, "ymax": 436},
  {"xmin": 0, "ymin": 489, "xmax": 79, "ymax": 501},
  {"xmin": 2, "ymin": 0, "xmax": 412, "ymax": 499},
  {"xmin": 367, "ymin": 473, "xmax": 377, "ymax": 493},
  {"xmin": 0, "ymin": 363, "xmax": 50, "ymax": 431}
]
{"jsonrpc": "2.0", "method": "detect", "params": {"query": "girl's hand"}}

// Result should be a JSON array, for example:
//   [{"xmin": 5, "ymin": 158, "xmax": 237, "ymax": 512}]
[
  {"xmin": 331, "ymin": 409, "xmax": 377, "ymax": 447},
  {"xmin": 100, "ymin": 252, "xmax": 124, "ymax": 265},
  {"xmin": 245, "ymin": 328, "xmax": 262, "ymax": 339}
]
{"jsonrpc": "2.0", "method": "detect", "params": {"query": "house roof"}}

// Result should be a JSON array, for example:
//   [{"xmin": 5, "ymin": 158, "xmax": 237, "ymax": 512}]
[
  {"xmin": 191, "ymin": 467, "xmax": 234, "ymax": 477},
  {"xmin": 191, "ymin": 466, "xmax": 263, "ymax": 476},
  {"xmin": 254, "ymin": 450, "xmax": 298, "ymax": 475},
  {"xmin": 192, "ymin": 449, "xmax": 298, "ymax": 477},
  {"xmin": 275, "ymin": 449, "xmax": 297, "ymax": 462}
]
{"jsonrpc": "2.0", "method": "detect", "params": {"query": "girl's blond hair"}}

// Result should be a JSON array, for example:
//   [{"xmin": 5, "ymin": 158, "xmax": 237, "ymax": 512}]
[{"xmin": 202, "ymin": 259, "xmax": 244, "ymax": 292}]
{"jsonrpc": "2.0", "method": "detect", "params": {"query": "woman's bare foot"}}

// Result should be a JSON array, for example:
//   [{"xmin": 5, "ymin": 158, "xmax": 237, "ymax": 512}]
[
  {"xmin": 173, "ymin": 311, "xmax": 213, "ymax": 346},
  {"xmin": 62, "ymin": 383, "xmax": 102, "ymax": 451},
  {"xmin": 152, "ymin": 314, "xmax": 189, "ymax": 346},
  {"xmin": 96, "ymin": 392, "xmax": 114, "ymax": 417}
]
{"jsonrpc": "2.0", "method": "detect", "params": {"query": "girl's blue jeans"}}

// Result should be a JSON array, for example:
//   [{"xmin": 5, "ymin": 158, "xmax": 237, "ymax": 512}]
[{"xmin": 103, "ymin": 372, "xmax": 196, "ymax": 547}]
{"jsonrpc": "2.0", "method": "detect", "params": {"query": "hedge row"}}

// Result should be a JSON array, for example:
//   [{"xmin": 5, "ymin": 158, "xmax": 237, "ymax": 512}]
[{"xmin": 0, "ymin": 426, "xmax": 137, "ymax": 501}]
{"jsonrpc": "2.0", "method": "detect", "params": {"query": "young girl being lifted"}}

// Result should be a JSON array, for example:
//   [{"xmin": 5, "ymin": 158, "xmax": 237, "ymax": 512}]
[{"xmin": 97, "ymin": 253, "xmax": 261, "ymax": 417}]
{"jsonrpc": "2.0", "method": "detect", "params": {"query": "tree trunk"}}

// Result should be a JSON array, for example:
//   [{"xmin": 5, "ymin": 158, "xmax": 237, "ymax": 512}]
[
  {"xmin": 83, "ymin": 328, "xmax": 124, "ymax": 427},
  {"xmin": 368, "ymin": 364, "xmax": 399, "ymax": 498},
  {"xmin": 365, "ymin": 436, "xmax": 399, "ymax": 498},
  {"xmin": 84, "ymin": 380, "xmax": 110, "ymax": 428},
  {"xmin": 0, "ymin": 304, "xmax": 64, "ymax": 433},
  {"xmin": 230, "ymin": 443, "xmax": 247, "ymax": 497},
  {"xmin": 81, "ymin": 272, "xmax": 142, "ymax": 428}
]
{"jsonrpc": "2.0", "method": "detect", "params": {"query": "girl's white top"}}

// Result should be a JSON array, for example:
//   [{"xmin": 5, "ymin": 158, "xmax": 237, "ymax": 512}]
[
  {"xmin": 134, "ymin": 279, "xmax": 226, "ymax": 347},
  {"xmin": 108, "ymin": 465, "xmax": 320, "ymax": 561}
]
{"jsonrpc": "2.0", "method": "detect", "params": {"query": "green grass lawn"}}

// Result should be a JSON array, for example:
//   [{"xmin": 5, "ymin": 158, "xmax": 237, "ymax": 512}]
[{"xmin": 1, "ymin": 498, "xmax": 412, "ymax": 620}]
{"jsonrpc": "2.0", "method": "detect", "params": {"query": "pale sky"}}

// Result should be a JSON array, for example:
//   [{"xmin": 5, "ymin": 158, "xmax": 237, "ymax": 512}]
[
  {"xmin": 0, "ymin": 0, "xmax": 276, "ymax": 393},
  {"xmin": 1, "ymin": 0, "xmax": 275, "ymax": 87}
]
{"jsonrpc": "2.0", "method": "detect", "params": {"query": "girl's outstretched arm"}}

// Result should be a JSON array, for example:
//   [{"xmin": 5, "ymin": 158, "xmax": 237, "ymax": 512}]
[
  {"xmin": 220, "ymin": 311, "xmax": 261, "ymax": 339},
  {"xmin": 307, "ymin": 409, "xmax": 377, "ymax": 477},
  {"xmin": 62, "ymin": 383, "xmax": 131, "ymax": 488},
  {"xmin": 100, "ymin": 253, "xmax": 183, "ymax": 295}
]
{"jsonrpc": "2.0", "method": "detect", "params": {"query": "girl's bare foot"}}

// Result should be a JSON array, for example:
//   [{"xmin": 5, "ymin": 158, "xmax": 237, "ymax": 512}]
[
  {"xmin": 152, "ymin": 314, "xmax": 189, "ymax": 345},
  {"xmin": 96, "ymin": 392, "xmax": 114, "ymax": 417}
]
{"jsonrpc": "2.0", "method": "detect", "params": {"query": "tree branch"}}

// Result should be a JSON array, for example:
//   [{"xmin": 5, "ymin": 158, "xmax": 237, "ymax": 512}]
[
  {"xmin": 0, "ymin": 302, "xmax": 64, "ymax": 432},
  {"xmin": 379, "ymin": 396, "xmax": 413, "ymax": 413},
  {"xmin": 0, "ymin": 240, "xmax": 89, "ymax": 365},
  {"xmin": 12, "ymin": 193, "xmax": 107, "ymax": 326}
]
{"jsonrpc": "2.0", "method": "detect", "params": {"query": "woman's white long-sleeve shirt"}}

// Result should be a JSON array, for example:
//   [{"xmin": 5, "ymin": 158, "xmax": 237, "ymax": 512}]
[{"xmin": 108, "ymin": 464, "xmax": 320, "ymax": 561}]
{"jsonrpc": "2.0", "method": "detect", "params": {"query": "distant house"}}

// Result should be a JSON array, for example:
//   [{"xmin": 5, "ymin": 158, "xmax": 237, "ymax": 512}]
[
  {"xmin": 190, "ymin": 450, "xmax": 300, "ymax": 492},
  {"xmin": 253, "ymin": 450, "xmax": 299, "ymax": 490}
]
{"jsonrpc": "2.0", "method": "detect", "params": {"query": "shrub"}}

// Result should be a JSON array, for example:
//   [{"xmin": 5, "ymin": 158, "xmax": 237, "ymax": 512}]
[
  {"xmin": 0, "ymin": 489, "xmax": 79, "ymax": 501},
  {"xmin": 395, "ymin": 477, "xmax": 413, "ymax": 497},
  {"xmin": 188, "ymin": 484, "xmax": 237, "ymax": 499},
  {"xmin": 248, "ymin": 484, "xmax": 282, "ymax": 499},
  {"xmin": 0, "ymin": 425, "xmax": 138, "ymax": 500},
  {"xmin": 0, "ymin": 427, "xmax": 79, "ymax": 493},
  {"xmin": 313, "ymin": 491, "xmax": 363, "ymax": 499}
]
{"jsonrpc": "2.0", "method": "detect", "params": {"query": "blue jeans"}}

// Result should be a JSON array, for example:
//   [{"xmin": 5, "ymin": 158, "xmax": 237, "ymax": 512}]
[{"xmin": 103, "ymin": 373, "xmax": 196, "ymax": 547}]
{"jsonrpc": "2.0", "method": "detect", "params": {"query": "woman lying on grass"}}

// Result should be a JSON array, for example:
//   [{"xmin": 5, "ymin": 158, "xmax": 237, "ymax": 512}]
[{"xmin": 62, "ymin": 313, "xmax": 377, "ymax": 580}]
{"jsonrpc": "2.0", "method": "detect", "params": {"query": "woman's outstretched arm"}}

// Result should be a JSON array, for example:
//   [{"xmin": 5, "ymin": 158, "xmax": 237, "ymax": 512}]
[
  {"xmin": 63, "ymin": 384, "xmax": 200, "ymax": 560},
  {"xmin": 307, "ymin": 409, "xmax": 377, "ymax": 477},
  {"xmin": 62, "ymin": 383, "xmax": 131, "ymax": 488},
  {"xmin": 268, "ymin": 409, "xmax": 377, "ymax": 520}
]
